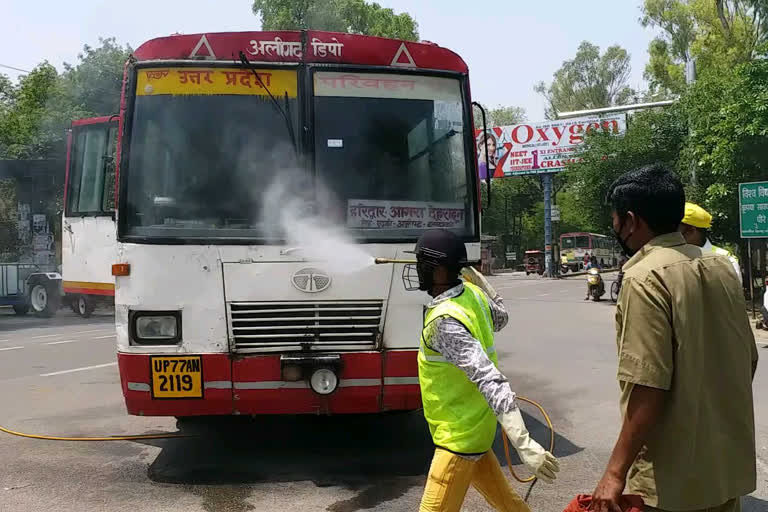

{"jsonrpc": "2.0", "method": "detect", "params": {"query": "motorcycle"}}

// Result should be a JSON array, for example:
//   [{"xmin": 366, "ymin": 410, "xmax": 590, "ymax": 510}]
[
  {"xmin": 610, "ymin": 271, "xmax": 624, "ymax": 303},
  {"xmin": 587, "ymin": 267, "xmax": 605, "ymax": 302}
]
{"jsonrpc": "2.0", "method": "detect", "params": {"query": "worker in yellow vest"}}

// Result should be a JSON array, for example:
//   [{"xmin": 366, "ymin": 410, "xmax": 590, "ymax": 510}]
[
  {"xmin": 403, "ymin": 229, "xmax": 559, "ymax": 512},
  {"xmin": 679, "ymin": 202, "xmax": 741, "ymax": 277}
]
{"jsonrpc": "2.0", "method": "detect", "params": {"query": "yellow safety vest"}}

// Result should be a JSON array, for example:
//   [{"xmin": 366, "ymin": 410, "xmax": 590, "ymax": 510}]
[
  {"xmin": 418, "ymin": 282, "xmax": 498, "ymax": 454},
  {"xmin": 711, "ymin": 244, "xmax": 734, "ymax": 259}
]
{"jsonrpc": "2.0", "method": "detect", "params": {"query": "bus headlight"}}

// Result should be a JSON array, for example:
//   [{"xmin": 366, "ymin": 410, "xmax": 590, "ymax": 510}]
[
  {"xmin": 131, "ymin": 311, "xmax": 181, "ymax": 345},
  {"xmin": 310, "ymin": 368, "xmax": 338, "ymax": 395}
]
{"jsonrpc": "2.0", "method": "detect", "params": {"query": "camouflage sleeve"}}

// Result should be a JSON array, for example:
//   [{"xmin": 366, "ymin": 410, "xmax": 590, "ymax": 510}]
[
  {"xmin": 424, "ymin": 316, "xmax": 517, "ymax": 416},
  {"xmin": 487, "ymin": 294, "xmax": 508, "ymax": 332}
]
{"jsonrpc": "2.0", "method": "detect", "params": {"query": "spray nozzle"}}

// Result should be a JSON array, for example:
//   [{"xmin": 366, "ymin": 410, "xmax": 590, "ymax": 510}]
[{"xmin": 374, "ymin": 258, "xmax": 417, "ymax": 265}]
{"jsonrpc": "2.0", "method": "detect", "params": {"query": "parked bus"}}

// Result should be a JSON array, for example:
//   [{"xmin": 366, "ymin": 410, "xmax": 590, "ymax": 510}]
[
  {"xmin": 87, "ymin": 31, "xmax": 483, "ymax": 418},
  {"xmin": 62, "ymin": 117, "xmax": 118, "ymax": 317},
  {"xmin": 559, "ymin": 232, "xmax": 618, "ymax": 273}
]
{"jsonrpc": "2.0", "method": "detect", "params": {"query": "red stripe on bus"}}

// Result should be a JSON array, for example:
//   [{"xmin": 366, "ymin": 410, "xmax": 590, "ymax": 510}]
[{"xmin": 383, "ymin": 350, "xmax": 418, "ymax": 377}]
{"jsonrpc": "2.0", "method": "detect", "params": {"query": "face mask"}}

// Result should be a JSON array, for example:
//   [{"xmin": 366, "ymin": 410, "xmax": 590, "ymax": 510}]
[
  {"xmin": 416, "ymin": 261, "xmax": 433, "ymax": 291},
  {"xmin": 402, "ymin": 260, "xmax": 434, "ymax": 292},
  {"xmin": 613, "ymin": 217, "xmax": 637, "ymax": 258},
  {"xmin": 403, "ymin": 260, "xmax": 461, "ymax": 293}
]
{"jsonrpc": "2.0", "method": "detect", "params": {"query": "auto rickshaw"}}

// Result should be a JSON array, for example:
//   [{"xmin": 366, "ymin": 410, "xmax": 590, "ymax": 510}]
[{"xmin": 525, "ymin": 250, "xmax": 545, "ymax": 276}]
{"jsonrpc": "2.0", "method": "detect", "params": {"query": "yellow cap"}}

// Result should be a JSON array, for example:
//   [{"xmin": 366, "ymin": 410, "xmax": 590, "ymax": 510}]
[{"xmin": 681, "ymin": 202, "xmax": 712, "ymax": 229}]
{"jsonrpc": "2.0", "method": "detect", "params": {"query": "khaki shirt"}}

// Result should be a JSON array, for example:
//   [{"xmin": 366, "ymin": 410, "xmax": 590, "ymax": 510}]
[{"xmin": 615, "ymin": 232, "xmax": 758, "ymax": 510}]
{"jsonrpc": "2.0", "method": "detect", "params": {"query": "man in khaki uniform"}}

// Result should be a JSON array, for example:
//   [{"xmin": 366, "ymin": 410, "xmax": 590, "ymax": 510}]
[{"xmin": 591, "ymin": 164, "xmax": 758, "ymax": 512}]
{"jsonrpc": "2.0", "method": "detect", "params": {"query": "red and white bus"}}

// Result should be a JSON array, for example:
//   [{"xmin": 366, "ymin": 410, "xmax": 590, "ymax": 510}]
[
  {"xmin": 62, "ymin": 116, "xmax": 118, "ymax": 317},
  {"xmin": 93, "ymin": 31, "xmax": 484, "ymax": 418},
  {"xmin": 560, "ymin": 232, "xmax": 619, "ymax": 272}
]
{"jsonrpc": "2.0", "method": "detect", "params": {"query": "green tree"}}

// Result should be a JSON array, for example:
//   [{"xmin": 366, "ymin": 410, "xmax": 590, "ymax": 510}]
[
  {"xmin": 252, "ymin": 0, "xmax": 419, "ymax": 40},
  {"xmin": 486, "ymin": 105, "xmax": 526, "ymax": 127},
  {"xmin": 0, "ymin": 62, "xmax": 69, "ymax": 159},
  {"xmin": 642, "ymin": 0, "xmax": 768, "ymax": 96},
  {"xmin": 683, "ymin": 58, "xmax": 768, "ymax": 243},
  {"xmin": 473, "ymin": 104, "xmax": 526, "ymax": 130},
  {"xmin": 645, "ymin": 38, "xmax": 687, "ymax": 96},
  {"xmin": 480, "ymin": 178, "xmax": 540, "ymax": 258},
  {"xmin": 62, "ymin": 37, "xmax": 132, "ymax": 116},
  {"xmin": 564, "ymin": 107, "xmax": 688, "ymax": 233},
  {"xmin": 0, "ymin": 38, "xmax": 129, "ymax": 160},
  {"xmin": 534, "ymin": 41, "xmax": 637, "ymax": 119}
]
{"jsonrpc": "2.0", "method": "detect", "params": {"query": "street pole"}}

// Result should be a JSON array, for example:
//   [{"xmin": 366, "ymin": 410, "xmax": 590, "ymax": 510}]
[
  {"xmin": 749, "ymin": 239, "xmax": 755, "ymax": 319},
  {"xmin": 504, "ymin": 195, "xmax": 509, "ymax": 268},
  {"xmin": 686, "ymin": 57, "xmax": 697, "ymax": 186},
  {"xmin": 543, "ymin": 173, "xmax": 553, "ymax": 278},
  {"xmin": 552, "ymin": 176, "xmax": 559, "ymax": 278}
]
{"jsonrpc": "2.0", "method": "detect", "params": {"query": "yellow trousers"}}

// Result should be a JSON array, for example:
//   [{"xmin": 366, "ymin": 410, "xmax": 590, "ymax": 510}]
[{"xmin": 420, "ymin": 448, "xmax": 532, "ymax": 512}]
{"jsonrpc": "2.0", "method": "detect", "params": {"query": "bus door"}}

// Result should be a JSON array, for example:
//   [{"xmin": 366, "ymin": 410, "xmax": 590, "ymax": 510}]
[{"xmin": 62, "ymin": 118, "xmax": 118, "ymax": 316}]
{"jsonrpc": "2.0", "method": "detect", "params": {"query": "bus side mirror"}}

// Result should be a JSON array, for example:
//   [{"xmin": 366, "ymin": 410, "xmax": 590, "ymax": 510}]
[{"xmin": 472, "ymin": 102, "xmax": 491, "ymax": 209}]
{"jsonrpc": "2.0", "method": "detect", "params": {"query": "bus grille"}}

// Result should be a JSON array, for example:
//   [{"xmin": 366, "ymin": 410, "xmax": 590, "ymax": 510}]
[{"xmin": 228, "ymin": 301, "xmax": 384, "ymax": 351}]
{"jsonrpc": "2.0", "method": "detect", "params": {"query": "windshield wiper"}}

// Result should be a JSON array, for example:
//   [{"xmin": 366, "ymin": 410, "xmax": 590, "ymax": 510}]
[
  {"xmin": 407, "ymin": 129, "xmax": 458, "ymax": 163},
  {"xmin": 238, "ymin": 51, "xmax": 298, "ymax": 155}
]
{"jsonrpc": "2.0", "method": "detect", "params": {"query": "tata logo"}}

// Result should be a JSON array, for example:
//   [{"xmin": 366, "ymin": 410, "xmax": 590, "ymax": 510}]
[{"xmin": 291, "ymin": 267, "xmax": 332, "ymax": 293}]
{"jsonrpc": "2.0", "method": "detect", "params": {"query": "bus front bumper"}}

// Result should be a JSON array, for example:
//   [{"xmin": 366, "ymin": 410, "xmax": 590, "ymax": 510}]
[{"xmin": 117, "ymin": 351, "xmax": 421, "ymax": 416}]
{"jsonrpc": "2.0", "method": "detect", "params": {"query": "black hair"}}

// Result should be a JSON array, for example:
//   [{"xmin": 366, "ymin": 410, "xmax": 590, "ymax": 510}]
[{"xmin": 606, "ymin": 163, "xmax": 685, "ymax": 235}]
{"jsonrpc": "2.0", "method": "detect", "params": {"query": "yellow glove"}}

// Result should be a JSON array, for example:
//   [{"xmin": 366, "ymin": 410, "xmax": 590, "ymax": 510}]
[
  {"xmin": 461, "ymin": 266, "xmax": 498, "ymax": 299},
  {"xmin": 498, "ymin": 408, "xmax": 560, "ymax": 483}
]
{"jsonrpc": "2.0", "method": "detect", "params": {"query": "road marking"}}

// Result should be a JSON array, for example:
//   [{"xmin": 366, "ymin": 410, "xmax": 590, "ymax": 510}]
[
  {"xmin": 537, "ymin": 293, "xmax": 550, "ymax": 297},
  {"xmin": 45, "ymin": 339, "xmax": 79, "ymax": 346},
  {"xmin": 74, "ymin": 329, "xmax": 112, "ymax": 335},
  {"xmin": 92, "ymin": 335, "xmax": 116, "ymax": 339},
  {"xmin": 40, "ymin": 362, "xmax": 117, "ymax": 377},
  {"xmin": 31, "ymin": 334, "xmax": 58, "ymax": 339},
  {"xmin": 0, "ymin": 339, "xmax": 9, "ymax": 343},
  {"xmin": 0, "ymin": 346, "xmax": 24, "ymax": 352}
]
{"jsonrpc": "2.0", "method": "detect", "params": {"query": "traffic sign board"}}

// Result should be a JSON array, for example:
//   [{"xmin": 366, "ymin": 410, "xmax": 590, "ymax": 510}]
[{"xmin": 739, "ymin": 181, "xmax": 768, "ymax": 238}]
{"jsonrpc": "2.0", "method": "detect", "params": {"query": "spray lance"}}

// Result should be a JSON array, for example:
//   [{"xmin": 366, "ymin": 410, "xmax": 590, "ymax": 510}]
[{"xmin": 373, "ymin": 258, "xmax": 417, "ymax": 264}]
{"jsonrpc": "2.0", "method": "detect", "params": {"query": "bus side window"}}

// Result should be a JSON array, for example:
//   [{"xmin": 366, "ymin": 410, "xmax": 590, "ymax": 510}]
[{"xmin": 67, "ymin": 123, "xmax": 115, "ymax": 216}]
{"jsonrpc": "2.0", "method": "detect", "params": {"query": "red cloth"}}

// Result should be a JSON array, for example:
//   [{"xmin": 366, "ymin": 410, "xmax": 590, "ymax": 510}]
[{"xmin": 563, "ymin": 495, "xmax": 645, "ymax": 512}]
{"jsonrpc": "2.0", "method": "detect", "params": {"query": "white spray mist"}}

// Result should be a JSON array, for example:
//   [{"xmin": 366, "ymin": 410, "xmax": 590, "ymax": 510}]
[{"xmin": 259, "ymin": 169, "xmax": 374, "ymax": 274}]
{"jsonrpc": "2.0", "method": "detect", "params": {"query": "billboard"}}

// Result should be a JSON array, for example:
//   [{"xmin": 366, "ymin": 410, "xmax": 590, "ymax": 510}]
[{"xmin": 475, "ymin": 113, "xmax": 627, "ymax": 178}]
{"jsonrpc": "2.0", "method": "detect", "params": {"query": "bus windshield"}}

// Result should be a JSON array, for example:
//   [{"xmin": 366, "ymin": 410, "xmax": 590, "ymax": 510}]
[
  {"xmin": 122, "ymin": 67, "xmax": 476, "ymax": 241},
  {"xmin": 562, "ymin": 236, "xmax": 590, "ymax": 249},
  {"xmin": 123, "ymin": 68, "xmax": 299, "ymax": 240},
  {"xmin": 313, "ymin": 72, "xmax": 475, "ymax": 240}
]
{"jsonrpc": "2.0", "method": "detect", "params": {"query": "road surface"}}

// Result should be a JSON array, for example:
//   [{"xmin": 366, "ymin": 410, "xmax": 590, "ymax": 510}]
[{"xmin": 1, "ymin": 275, "xmax": 766, "ymax": 511}]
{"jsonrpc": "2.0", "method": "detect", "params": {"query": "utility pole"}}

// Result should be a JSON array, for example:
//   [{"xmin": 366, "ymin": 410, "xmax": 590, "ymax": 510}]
[
  {"xmin": 552, "ymin": 176, "xmax": 559, "ymax": 278},
  {"xmin": 686, "ymin": 57, "xmax": 698, "ymax": 186},
  {"xmin": 543, "ymin": 173, "xmax": 553, "ymax": 277},
  {"xmin": 504, "ymin": 195, "xmax": 509, "ymax": 267}
]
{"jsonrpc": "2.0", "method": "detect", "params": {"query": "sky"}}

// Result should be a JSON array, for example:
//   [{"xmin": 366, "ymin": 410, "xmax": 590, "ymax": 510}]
[{"xmin": 0, "ymin": 0, "xmax": 657, "ymax": 120}]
